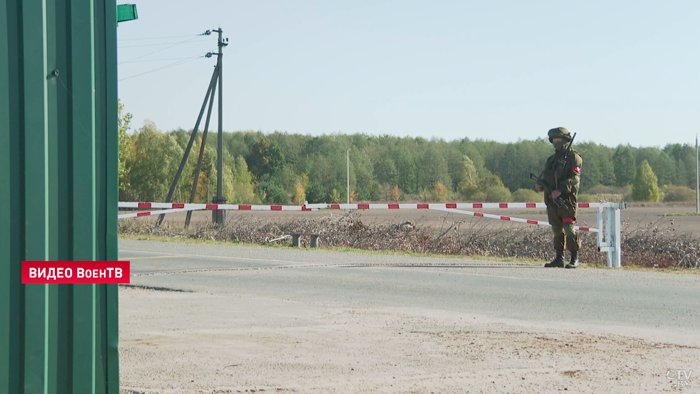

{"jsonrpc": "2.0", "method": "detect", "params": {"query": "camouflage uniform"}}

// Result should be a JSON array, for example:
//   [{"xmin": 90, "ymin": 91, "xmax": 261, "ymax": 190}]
[{"xmin": 541, "ymin": 127, "xmax": 582, "ymax": 268}]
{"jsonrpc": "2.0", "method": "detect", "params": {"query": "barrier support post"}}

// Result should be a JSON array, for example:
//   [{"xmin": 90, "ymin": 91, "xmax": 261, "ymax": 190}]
[
  {"xmin": 597, "ymin": 203, "xmax": 625, "ymax": 268},
  {"xmin": 597, "ymin": 206, "xmax": 604, "ymax": 249},
  {"xmin": 606, "ymin": 207, "xmax": 613, "ymax": 267},
  {"xmin": 613, "ymin": 207, "xmax": 622, "ymax": 267}
]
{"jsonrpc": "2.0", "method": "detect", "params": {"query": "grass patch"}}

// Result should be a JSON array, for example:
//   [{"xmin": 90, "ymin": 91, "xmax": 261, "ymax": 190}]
[
  {"xmin": 569, "ymin": 260, "xmax": 700, "ymax": 274},
  {"xmin": 660, "ymin": 212, "xmax": 700, "ymax": 217}
]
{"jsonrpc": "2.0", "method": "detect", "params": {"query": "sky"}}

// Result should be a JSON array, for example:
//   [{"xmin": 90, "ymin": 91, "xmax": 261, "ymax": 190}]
[{"xmin": 117, "ymin": 0, "xmax": 700, "ymax": 148}]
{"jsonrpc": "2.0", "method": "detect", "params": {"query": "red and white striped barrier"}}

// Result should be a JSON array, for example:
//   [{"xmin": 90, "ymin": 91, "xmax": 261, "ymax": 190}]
[
  {"xmin": 431, "ymin": 208, "xmax": 596, "ymax": 232},
  {"xmin": 118, "ymin": 202, "xmax": 314, "ymax": 219},
  {"xmin": 118, "ymin": 201, "xmax": 603, "ymax": 214},
  {"xmin": 118, "ymin": 201, "xmax": 601, "ymax": 232},
  {"xmin": 307, "ymin": 202, "xmax": 604, "ymax": 210},
  {"xmin": 118, "ymin": 202, "xmax": 314, "ymax": 211},
  {"xmin": 118, "ymin": 200, "xmax": 626, "ymax": 268},
  {"xmin": 118, "ymin": 208, "xmax": 192, "ymax": 219}
]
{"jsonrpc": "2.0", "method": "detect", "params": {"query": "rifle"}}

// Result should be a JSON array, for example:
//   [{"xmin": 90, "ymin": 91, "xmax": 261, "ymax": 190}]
[
  {"xmin": 530, "ymin": 172, "xmax": 567, "ymax": 209},
  {"xmin": 554, "ymin": 132, "xmax": 577, "ymax": 190},
  {"xmin": 531, "ymin": 131, "xmax": 578, "ymax": 210}
]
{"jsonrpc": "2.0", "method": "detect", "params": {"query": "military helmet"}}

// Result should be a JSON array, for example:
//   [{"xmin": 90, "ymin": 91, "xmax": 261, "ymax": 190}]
[{"xmin": 548, "ymin": 127, "xmax": 572, "ymax": 143}]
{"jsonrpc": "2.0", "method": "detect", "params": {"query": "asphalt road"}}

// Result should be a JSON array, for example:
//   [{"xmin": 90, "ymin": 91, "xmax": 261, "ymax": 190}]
[{"xmin": 119, "ymin": 239, "xmax": 700, "ymax": 346}]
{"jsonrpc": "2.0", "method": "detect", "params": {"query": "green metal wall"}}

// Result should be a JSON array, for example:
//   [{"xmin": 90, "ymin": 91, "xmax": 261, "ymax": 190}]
[{"xmin": 0, "ymin": 0, "xmax": 119, "ymax": 393}]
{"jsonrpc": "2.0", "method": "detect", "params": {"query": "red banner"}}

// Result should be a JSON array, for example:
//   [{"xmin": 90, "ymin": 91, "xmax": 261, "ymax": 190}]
[{"xmin": 22, "ymin": 261, "xmax": 131, "ymax": 284}]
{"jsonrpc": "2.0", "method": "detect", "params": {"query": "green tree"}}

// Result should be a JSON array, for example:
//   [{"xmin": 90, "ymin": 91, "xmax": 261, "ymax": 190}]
[
  {"xmin": 301, "ymin": 136, "xmax": 350, "ymax": 196},
  {"xmin": 576, "ymin": 142, "xmax": 615, "ymax": 190},
  {"xmin": 231, "ymin": 156, "xmax": 256, "ymax": 203},
  {"xmin": 416, "ymin": 146, "xmax": 451, "ymax": 191},
  {"xmin": 120, "ymin": 130, "xmax": 700, "ymax": 206},
  {"xmin": 511, "ymin": 188, "xmax": 541, "ymax": 202},
  {"xmin": 675, "ymin": 158, "xmax": 687, "ymax": 187},
  {"xmin": 636, "ymin": 148, "xmax": 676, "ymax": 186},
  {"xmin": 430, "ymin": 183, "xmax": 450, "ymax": 202},
  {"xmin": 194, "ymin": 148, "xmax": 217, "ymax": 203},
  {"xmin": 266, "ymin": 184, "xmax": 289, "ymax": 204},
  {"xmin": 457, "ymin": 155, "xmax": 478, "ymax": 197},
  {"xmin": 417, "ymin": 187, "xmax": 431, "ymax": 202},
  {"xmin": 118, "ymin": 100, "xmax": 132, "ymax": 194},
  {"xmin": 306, "ymin": 183, "xmax": 327, "ymax": 203},
  {"xmin": 613, "ymin": 145, "xmax": 636, "ymax": 186},
  {"xmin": 255, "ymin": 182, "xmax": 289, "ymax": 204},
  {"xmin": 247, "ymin": 137, "xmax": 286, "ymax": 178},
  {"xmin": 479, "ymin": 174, "xmax": 505, "ymax": 189},
  {"xmin": 394, "ymin": 147, "xmax": 417, "ymax": 194},
  {"xmin": 170, "ymin": 128, "xmax": 191, "ymax": 151},
  {"xmin": 485, "ymin": 186, "xmax": 512, "ymax": 202},
  {"xmin": 128, "ymin": 122, "xmax": 184, "ymax": 202},
  {"xmin": 391, "ymin": 184, "xmax": 402, "ymax": 202},
  {"xmin": 292, "ymin": 184, "xmax": 306, "ymax": 205},
  {"xmin": 662, "ymin": 185, "xmax": 694, "ymax": 202},
  {"xmin": 443, "ymin": 141, "xmax": 466, "ymax": 191},
  {"xmin": 632, "ymin": 160, "xmax": 659, "ymax": 202},
  {"xmin": 374, "ymin": 155, "xmax": 398, "ymax": 186},
  {"xmin": 369, "ymin": 181, "xmax": 384, "ymax": 202},
  {"xmin": 486, "ymin": 144, "xmax": 518, "ymax": 190},
  {"xmin": 329, "ymin": 188, "xmax": 342, "ymax": 203},
  {"xmin": 664, "ymin": 144, "xmax": 696, "ymax": 186},
  {"xmin": 460, "ymin": 138, "xmax": 489, "ymax": 179},
  {"xmin": 269, "ymin": 165, "xmax": 301, "ymax": 195},
  {"xmin": 265, "ymin": 140, "xmax": 286, "ymax": 176},
  {"xmin": 351, "ymin": 150, "xmax": 375, "ymax": 193}
]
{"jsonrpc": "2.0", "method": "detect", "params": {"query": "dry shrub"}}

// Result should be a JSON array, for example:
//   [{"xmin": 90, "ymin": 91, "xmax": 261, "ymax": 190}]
[
  {"xmin": 119, "ymin": 212, "xmax": 699, "ymax": 269},
  {"xmin": 621, "ymin": 218, "xmax": 699, "ymax": 268},
  {"xmin": 662, "ymin": 185, "xmax": 695, "ymax": 202}
]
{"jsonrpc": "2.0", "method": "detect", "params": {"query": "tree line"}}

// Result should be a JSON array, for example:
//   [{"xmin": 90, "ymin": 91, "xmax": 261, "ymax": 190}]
[{"xmin": 118, "ymin": 104, "xmax": 698, "ymax": 204}]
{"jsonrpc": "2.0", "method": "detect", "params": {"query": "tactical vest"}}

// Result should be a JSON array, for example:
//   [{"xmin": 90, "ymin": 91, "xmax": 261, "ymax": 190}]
[{"xmin": 542, "ymin": 148, "xmax": 582, "ymax": 198}]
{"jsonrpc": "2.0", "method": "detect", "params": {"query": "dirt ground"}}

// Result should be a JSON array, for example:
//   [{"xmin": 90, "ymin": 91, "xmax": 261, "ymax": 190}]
[{"xmin": 119, "ymin": 286, "xmax": 700, "ymax": 394}]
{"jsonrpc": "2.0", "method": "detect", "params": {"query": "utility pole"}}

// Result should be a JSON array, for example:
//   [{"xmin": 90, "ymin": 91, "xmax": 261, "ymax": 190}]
[
  {"xmin": 346, "ymin": 149, "xmax": 350, "ymax": 204},
  {"xmin": 212, "ymin": 28, "xmax": 228, "ymax": 225},
  {"xmin": 155, "ymin": 29, "xmax": 229, "ymax": 227},
  {"xmin": 695, "ymin": 134, "xmax": 700, "ymax": 213},
  {"xmin": 186, "ymin": 68, "xmax": 218, "ymax": 228},
  {"xmin": 156, "ymin": 53, "xmax": 217, "ymax": 227}
]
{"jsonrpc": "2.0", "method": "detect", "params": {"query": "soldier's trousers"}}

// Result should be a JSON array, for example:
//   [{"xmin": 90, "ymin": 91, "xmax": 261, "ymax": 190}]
[{"xmin": 546, "ymin": 200, "xmax": 580, "ymax": 253}]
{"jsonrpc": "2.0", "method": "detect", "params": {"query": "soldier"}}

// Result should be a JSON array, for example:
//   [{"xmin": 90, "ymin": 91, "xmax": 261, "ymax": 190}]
[{"xmin": 536, "ymin": 127, "xmax": 583, "ymax": 268}]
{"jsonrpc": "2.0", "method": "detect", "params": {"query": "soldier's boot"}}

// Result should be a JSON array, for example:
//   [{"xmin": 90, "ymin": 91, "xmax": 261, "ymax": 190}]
[
  {"xmin": 565, "ymin": 251, "xmax": 579, "ymax": 269},
  {"xmin": 544, "ymin": 251, "xmax": 565, "ymax": 268}
]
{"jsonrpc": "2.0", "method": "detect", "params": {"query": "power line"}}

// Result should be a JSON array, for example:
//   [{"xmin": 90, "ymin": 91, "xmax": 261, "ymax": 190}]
[
  {"xmin": 118, "ymin": 34, "xmax": 204, "ymax": 41},
  {"xmin": 120, "ymin": 34, "xmax": 209, "ymax": 64},
  {"xmin": 118, "ymin": 39, "xmax": 209, "ymax": 49},
  {"xmin": 118, "ymin": 55, "xmax": 206, "ymax": 64},
  {"xmin": 118, "ymin": 56, "xmax": 204, "ymax": 82}
]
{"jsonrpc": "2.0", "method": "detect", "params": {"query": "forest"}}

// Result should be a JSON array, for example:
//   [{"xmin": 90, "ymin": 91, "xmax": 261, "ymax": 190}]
[{"xmin": 118, "ymin": 103, "xmax": 699, "ymax": 205}]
